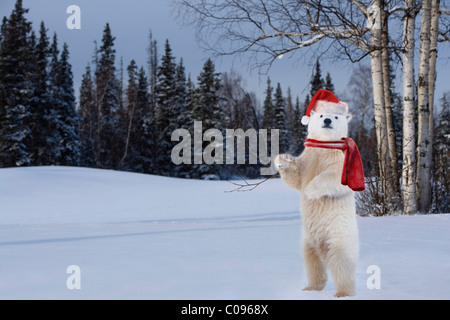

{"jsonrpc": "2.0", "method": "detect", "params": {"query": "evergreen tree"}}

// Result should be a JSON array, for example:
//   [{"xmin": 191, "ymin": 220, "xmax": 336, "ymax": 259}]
[
  {"xmin": 147, "ymin": 30, "xmax": 158, "ymax": 114},
  {"xmin": 324, "ymin": 72, "xmax": 335, "ymax": 92},
  {"xmin": 285, "ymin": 87, "xmax": 294, "ymax": 132},
  {"xmin": 95, "ymin": 23, "xmax": 121, "ymax": 169},
  {"xmin": 193, "ymin": 58, "xmax": 223, "ymax": 128},
  {"xmin": 173, "ymin": 59, "xmax": 194, "ymax": 178},
  {"xmin": 310, "ymin": 60, "xmax": 324, "ymax": 98},
  {"xmin": 154, "ymin": 39, "xmax": 178, "ymax": 175},
  {"xmin": 39, "ymin": 33, "xmax": 65, "ymax": 165},
  {"xmin": 273, "ymin": 83, "xmax": 289, "ymax": 153},
  {"xmin": 30, "ymin": 22, "xmax": 52, "ymax": 166},
  {"xmin": 192, "ymin": 58, "xmax": 224, "ymax": 179},
  {"xmin": 290, "ymin": 96, "xmax": 305, "ymax": 155},
  {"xmin": 432, "ymin": 93, "xmax": 450, "ymax": 213},
  {"xmin": 185, "ymin": 75, "xmax": 195, "ymax": 122},
  {"xmin": 0, "ymin": 0, "xmax": 33, "ymax": 167},
  {"xmin": 175, "ymin": 58, "xmax": 188, "ymax": 129},
  {"xmin": 262, "ymin": 77, "xmax": 275, "ymax": 129},
  {"xmin": 78, "ymin": 65, "xmax": 96, "ymax": 167},
  {"xmin": 53, "ymin": 43, "xmax": 80, "ymax": 166},
  {"xmin": 132, "ymin": 66, "xmax": 155, "ymax": 173}
]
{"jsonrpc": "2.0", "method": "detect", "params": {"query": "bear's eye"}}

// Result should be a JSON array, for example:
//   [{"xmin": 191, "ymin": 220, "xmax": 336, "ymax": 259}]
[
  {"xmin": 335, "ymin": 116, "xmax": 338, "ymax": 119},
  {"xmin": 320, "ymin": 115, "xmax": 323, "ymax": 118}
]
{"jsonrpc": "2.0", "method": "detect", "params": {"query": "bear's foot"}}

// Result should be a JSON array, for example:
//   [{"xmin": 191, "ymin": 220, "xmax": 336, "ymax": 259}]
[
  {"xmin": 302, "ymin": 284, "xmax": 325, "ymax": 292},
  {"xmin": 334, "ymin": 290, "xmax": 355, "ymax": 298}
]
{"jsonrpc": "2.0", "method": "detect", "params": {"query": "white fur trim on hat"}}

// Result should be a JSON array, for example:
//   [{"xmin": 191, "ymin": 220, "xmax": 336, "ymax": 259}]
[
  {"xmin": 314, "ymin": 100, "xmax": 349, "ymax": 115},
  {"xmin": 301, "ymin": 115, "xmax": 310, "ymax": 126}
]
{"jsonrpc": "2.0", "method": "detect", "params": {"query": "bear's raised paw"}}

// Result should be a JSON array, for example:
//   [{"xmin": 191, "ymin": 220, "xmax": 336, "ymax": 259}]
[{"xmin": 275, "ymin": 154, "xmax": 294, "ymax": 169}]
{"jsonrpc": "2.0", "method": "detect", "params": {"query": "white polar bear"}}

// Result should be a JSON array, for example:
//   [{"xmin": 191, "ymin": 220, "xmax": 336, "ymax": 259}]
[{"xmin": 275, "ymin": 89, "xmax": 364, "ymax": 297}]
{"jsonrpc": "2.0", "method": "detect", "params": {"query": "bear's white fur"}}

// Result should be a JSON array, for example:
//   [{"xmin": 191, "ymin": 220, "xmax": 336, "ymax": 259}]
[{"xmin": 275, "ymin": 110, "xmax": 359, "ymax": 297}]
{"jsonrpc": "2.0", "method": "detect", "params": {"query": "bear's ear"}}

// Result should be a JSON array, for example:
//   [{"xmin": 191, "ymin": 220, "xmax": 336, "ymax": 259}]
[{"xmin": 346, "ymin": 113, "xmax": 353, "ymax": 122}]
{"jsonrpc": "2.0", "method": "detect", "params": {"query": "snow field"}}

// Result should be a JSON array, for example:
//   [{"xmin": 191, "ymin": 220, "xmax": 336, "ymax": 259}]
[{"xmin": 0, "ymin": 166, "xmax": 449, "ymax": 299}]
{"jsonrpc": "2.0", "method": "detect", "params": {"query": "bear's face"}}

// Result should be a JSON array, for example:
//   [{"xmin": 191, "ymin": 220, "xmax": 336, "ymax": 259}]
[{"xmin": 307, "ymin": 111, "xmax": 351, "ymax": 140}]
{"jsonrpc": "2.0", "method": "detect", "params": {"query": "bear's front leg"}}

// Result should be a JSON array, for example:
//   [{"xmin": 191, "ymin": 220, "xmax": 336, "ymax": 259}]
[
  {"xmin": 275, "ymin": 154, "xmax": 301, "ymax": 190},
  {"xmin": 304, "ymin": 169, "xmax": 352, "ymax": 200}
]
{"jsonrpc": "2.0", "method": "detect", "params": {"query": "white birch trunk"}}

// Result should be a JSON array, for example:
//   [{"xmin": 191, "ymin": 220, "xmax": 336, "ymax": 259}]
[
  {"xmin": 402, "ymin": 0, "xmax": 418, "ymax": 215},
  {"xmin": 381, "ymin": 4, "xmax": 400, "ymax": 208},
  {"xmin": 416, "ymin": 0, "xmax": 432, "ymax": 213},
  {"xmin": 369, "ymin": 0, "xmax": 390, "ymax": 213}
]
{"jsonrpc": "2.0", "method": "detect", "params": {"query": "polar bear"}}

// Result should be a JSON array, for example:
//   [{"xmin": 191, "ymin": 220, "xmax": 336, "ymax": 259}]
[{"xmin": 275, "ymin": 89, "xmax": 364, "ymax": 297}]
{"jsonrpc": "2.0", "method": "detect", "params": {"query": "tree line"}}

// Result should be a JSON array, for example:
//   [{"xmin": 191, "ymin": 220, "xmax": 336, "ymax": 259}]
[{"xmin": 0, "ymin": 0, "xmax": 313, "ymax": 180}]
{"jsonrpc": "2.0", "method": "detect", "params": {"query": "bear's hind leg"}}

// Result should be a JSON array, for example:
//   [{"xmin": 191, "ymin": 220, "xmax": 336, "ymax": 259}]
[
  {"xmin": 326, "ymin": 246, "xmax": 357, "ymax": 297},
  {"xmin": 302, "ymin": 242, "xmax": 327, "ymax": 291}
]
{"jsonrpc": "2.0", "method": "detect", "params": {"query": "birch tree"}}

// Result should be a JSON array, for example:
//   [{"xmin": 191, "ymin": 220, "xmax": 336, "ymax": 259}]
[
  {"xmin": 381, "ymin": 2, "xmax": 400, "ymax": 201},
  {"xmin": 416, "ymin": 0, "xmax": 432, "ymax": 213},
  {"xmin": 367, "ymin": 1, "xmax": 394, "ymax": 213},
  {"xmin": 401, "ymin": 0, "xmax": 419, "ymax": 215}
]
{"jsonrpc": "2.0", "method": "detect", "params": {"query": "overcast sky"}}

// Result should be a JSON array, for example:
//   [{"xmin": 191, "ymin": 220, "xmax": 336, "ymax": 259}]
[{"xmin": 1, "ymin": 0, "xmax": 449, "ymax": 111}]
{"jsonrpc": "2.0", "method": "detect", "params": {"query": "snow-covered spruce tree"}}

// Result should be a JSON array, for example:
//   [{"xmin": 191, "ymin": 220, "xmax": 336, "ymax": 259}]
[
  {"xmin": 285, "ymin": 87, "xmax": 294, "ymax": 139},
  {"xmin": 173, "ymin": 59, "xmax": 194, "ymax": 178},
  {"xmin": 192, "ymin": 58, "xmax": 225, "ymax": 179},
  {"xmin": 324, "ymin": 72, "xmax": 335, "ymax": 93},
  {"xmin": 174, "ymin": 74, "xmax": 198, "ymax": 178},
  {"xmin": 53, "ymin": 43, "xmax": 80, "ymax": 166},
  {"xmin": 133, "ymin": 66, "xmax": 155, "ymax": 174},
  {"xmin": 310, "ymin": 60, "xmax": 324, "ymax": 98},
  {"xmin": 431, "ymin": 93, "xmax": 450, "ymax": 213},
  {"xmin": 260, "ymin": 77, "xmax": 277, "ymax": 167},
  {"xmin": 175, "ymin": 58, "xmax": 188, "ymax": 128},
  {"xmin": 38, "ymin": 33, "xmax": 65, "ymax": 166},
  {"xmin": 261, "ymin": 77, "xmax": 274, "ymax": 130},
  {"xmin": 273, "ymin": 83, "xmax": 289, "ymax": 154},
  {"xmin": 193, "ymin": 59, "xmax": 223, "ymax": 129},
  {"xmin": 0, "ymin": 0, "xmax": 33, "ymax": 167},
  {"xmin": 78, "ymin": 65, "xmax": 97, "ymax": 167},
  {"xmin": 289, "ymin": 96, "xmax": 305, "ymax": 156},
  {"xmin": 29, "ymin": 22, "xmax": 52, "ymax": 166},
  {"xmin": 147, "ymin": 30, "xmax": 158, "ymax": 115},
  {"xmin": 95, "ymin": 23, "xmax": 121, "ymax": 169},
  {"xmin": 154, "ymin": 40, "xmax": 179, "ymax": 176}
]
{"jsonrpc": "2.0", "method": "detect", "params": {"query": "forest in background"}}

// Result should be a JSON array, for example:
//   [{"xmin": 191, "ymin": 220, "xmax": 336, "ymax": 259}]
[{"xmin": 0, "ymin": 0, "xmax": 448, "ymax": 215}]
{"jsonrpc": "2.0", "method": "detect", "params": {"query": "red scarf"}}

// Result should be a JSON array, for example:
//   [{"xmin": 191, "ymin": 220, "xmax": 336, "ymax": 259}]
[{"xmin": 304, "ymin": 138, "xmax": 365, "ymax": 192}]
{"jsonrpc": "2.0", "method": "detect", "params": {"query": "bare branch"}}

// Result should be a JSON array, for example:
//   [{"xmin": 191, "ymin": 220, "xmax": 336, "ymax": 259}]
[
  {"xmin": 350, "ymin": 0, "xmax": 369, "ymax": 17},
  {"xmin": 171, "ymin": 0, "xmax": 400, "ymax": 72},
  {"xmin": 225, "ymin": 173, "xmax": 277, "ymax": 193},
  {"xmin": 438, "ymin": 30, "xmax": 450, "ymax": 42}
]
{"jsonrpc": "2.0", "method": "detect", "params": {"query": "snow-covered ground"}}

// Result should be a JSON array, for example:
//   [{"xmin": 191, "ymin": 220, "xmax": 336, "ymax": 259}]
[{"xmin": 0, "ymin": 166, "xmax": 449, "ymax": 300}]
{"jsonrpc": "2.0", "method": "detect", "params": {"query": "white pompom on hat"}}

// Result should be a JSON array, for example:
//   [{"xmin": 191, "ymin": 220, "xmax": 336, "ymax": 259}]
[{"xmin": 301, "ymin": 89, "xmax": 349, "ymax": 125}]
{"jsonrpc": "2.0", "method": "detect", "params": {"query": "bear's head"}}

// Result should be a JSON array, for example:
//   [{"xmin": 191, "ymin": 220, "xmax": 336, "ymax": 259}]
[
  {"xmin": 307, "ymin": 111, "xmax": 352, "ymax": 140},
  {"xmin": 301, "ymin": 89, "xmax": 351, "ymax": 141}
]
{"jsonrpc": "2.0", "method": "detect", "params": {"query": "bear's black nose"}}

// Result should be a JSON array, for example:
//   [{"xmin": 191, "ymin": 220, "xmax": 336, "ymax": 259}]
[{"xmin": 324, "ymin": 118, "xmax": 332, "ymax": 125}]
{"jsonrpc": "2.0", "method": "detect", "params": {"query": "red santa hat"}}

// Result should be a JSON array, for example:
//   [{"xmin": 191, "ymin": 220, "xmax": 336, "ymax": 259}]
[{"xmin": 301, "ymin": 89, "xmax": 349, "ymax": 125}]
